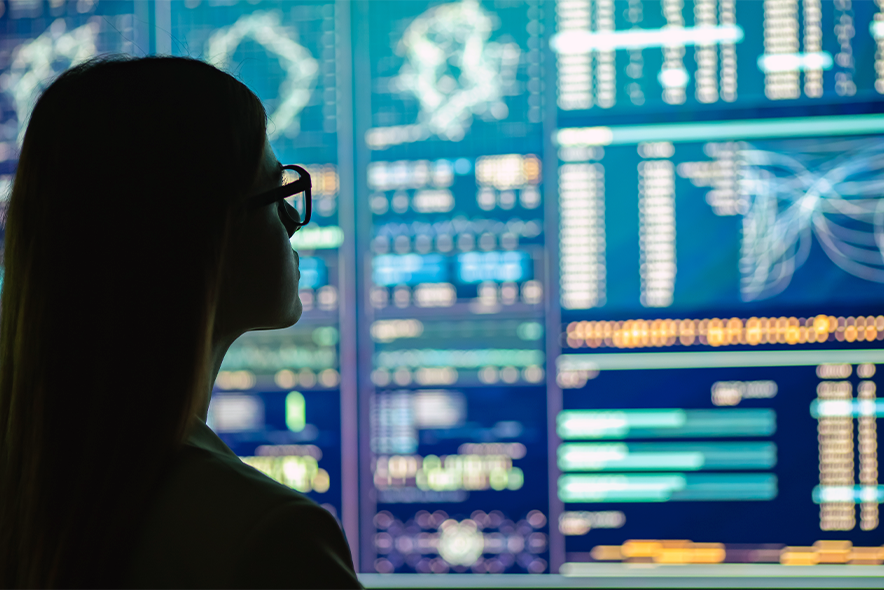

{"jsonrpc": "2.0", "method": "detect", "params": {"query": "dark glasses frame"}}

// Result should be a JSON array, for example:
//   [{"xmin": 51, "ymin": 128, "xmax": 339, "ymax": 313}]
[{"xmin": 247, "ymin": 164, "xmax": 312, "ymax": 236}]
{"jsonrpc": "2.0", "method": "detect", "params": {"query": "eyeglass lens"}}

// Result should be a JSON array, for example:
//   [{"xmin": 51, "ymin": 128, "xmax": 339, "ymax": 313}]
[{"xmin": 281, "ymin": 168, "xmax": 307, "ymax": 220}]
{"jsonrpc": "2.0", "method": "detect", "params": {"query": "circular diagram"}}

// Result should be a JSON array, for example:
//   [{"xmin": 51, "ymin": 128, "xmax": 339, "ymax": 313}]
[{"xmin": 205, "ymin": 11, "xmax": 319, "ymax": 140}]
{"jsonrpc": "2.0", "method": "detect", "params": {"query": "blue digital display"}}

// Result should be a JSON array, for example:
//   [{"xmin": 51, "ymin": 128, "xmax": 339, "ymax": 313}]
[
  {"xmin": 3, "ymin": 0, "xmax": 884, "ymax": 585},
  {"xmin": 457, "ymin": 251, "xmax": 532, "ymax": 284},
  {"xmin": 557, "ymin": 125, "xmax": 884, "ymax": 318},
  {"xmin": 355, "ymin": 0, "xmax": 551, "ymax": 575},
  {"xmin": 373, "ymin": 254, "xmax": 448, "ymax": 287},
  {"xmin": 553, "ymin": 0, "xmax": 882, "ymax": 118},
  {"xmin": 298, "ymin": 255, "xmax": 328, "ymax": 290},
  {"xmin": 558, "ymin": 359, "xmax": 884, "ymax": 559}
]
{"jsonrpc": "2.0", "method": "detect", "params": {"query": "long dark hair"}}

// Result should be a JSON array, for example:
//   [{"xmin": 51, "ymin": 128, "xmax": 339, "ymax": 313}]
[{"xmin": 0, "ymin": 55, "xmax": 267, "ymax": 588}]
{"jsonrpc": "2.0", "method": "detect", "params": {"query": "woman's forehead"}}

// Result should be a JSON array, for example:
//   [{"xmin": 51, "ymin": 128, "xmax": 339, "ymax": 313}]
[
  {"xmin": 262, "ymin": 139, "xmax": 276, "ymax": 167},
  {"xmin": 260, "ymin": 140, "xmax": 282, "ymax": 184}
]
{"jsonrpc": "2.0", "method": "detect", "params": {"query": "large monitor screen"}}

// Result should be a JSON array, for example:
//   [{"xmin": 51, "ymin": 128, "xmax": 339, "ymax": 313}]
[
  {"xmin": 555, "ymin": 110, "xmax": 884, "ymax": 569},
  {"xmin": 353, "ymin": 0, "xmax": 552, "ymax": 576},
  {"xmin": 2, "ymin": 0, "xmax": 883, "ymax": 586}
]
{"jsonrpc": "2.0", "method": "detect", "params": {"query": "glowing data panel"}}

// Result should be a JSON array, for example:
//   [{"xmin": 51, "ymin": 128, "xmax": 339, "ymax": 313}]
[
  {"xmin": 366, "ymin": 317, "xmax": 550, "ymax": 575},
  {"xmin": 364, "ymin": 0, "xmax": 543, "ymax": 153},
  {"xmin": 0, "ymin": 0, "xmax": 139, "ymax": 181},
  {"xmin": 556, "ymin": 110, "xmax": 884, "ymax": 559},
  {"xmin": 553, "ymin": 0, "xmax": 881, "ymax": 115},
  {"xmin": 556, "ymin": 114, "xmax": 884, "ymax": 318},
  {"xmin": 362, "ymin": 0, "xmax": 546, "ymax": 319},
  {"xmin": 368, "ymin": 385, "xmax": 550, "ymax": 575},
  {"xmin": 559, "ymin": 354, "xmax": 884, "ymax": 567},
  {"xmin": 356, "ymin": 0, "xmax": 551, "ymax": 574},
  {"xmin": 367, "ymin": 154, "xmax": 545, "ymax": 316}
]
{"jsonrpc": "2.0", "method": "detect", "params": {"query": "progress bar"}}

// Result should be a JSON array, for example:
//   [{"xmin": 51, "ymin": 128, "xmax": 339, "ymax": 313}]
[
  {"xmin": 556, "ymin": 114, "xmax": 884, "ymax": 147},
  {"xmin": 359, "ymin": 564, "xmax": 884, "ymax": 589},
  {"xmin": 557, "ymin": 349, "xmax": 884, "ymax": 372}
]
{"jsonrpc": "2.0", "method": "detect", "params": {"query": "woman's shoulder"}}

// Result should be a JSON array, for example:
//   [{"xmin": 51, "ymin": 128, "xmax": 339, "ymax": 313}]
[
  {"xmin": 161, "ymin": 419, "xmax": 324, "ymax": 523},
  {"xmin": 126, "ymin": 444, "xmax": 359, "ymax": 588},
  {"xmin": 175, "ymin": 442, "xmax": 315, "ymax": 510},
  {"xmin": 172, "ymin": 442, "xmax": 319, "ymax": 517},
  {"xmin": 225, "ymin": 490, "xmax": 361, "ymax": 588}
]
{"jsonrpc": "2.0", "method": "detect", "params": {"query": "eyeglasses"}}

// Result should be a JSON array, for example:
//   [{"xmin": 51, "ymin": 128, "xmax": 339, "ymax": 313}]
[{"xmin": 247, "ymin": 164, "xmax": 312, "ymax": 237}]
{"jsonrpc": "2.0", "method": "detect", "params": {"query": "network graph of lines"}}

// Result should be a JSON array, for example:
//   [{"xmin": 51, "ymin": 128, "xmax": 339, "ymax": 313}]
[
  {"xmin": 204, "ymin": 10, "xmax": 319, "ymax": 140},
  {"xmin": 740, "ymin": 137, "xmax": 884, "ymax": 301},
  {"xmin": 393, "ymin": 0, "xmax": 519, "ymax": 141},
  {"xmin": 366, "ymin": 0, "xmax": 532, "ymax": 150}
]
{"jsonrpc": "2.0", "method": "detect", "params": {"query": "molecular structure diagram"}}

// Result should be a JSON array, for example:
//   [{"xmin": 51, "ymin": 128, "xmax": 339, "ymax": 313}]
[
  {"xmin": 392, "ymin": 0, "xmax": 520, "ymax": 142},
  {"xmin": 3, "ymin": 19, "xmax": 97, "ymax": 146},
  {"xmin": 739, "ymin": 137, "xmax": 884, "ymax": 301},
  {"xmin": 205, "ymin": 11, "xmax": 319, "ymax": 140}
]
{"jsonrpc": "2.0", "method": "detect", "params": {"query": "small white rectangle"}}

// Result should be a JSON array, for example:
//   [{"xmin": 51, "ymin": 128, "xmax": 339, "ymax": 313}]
[
  {"xmin": 209, "ymin": 395, "xmax": 264, "ymax": 433},
  {"xmin": 413, "ymin": 391, "xmax": 466, "ymax": 429}
]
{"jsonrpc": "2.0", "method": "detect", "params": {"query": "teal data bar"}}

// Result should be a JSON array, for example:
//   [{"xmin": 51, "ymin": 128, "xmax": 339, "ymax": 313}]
[
  {"xmin": 559, "ymin": 473, "xmax": 778, "ymax": 503},
  {"xmin": 557, "ymin": 349, "xmax": 884, "ymax": 372},
  {"xmin": 556, "ymin": 114, "xmax": 884, "ymax": 146},
  {"xmin": 558, "ymin": 442, "xmax": 777, "ymax": 471},
  {"xmin": 376, "ymin": 348, "xmax": 544, "ymax": 369},
  {"xmin": 811, "ymin": 399, "xmax": 884, "ymax": 418},
  {"xmin": 813, "ymin": 485, "xmax": 884, "ymax": 504},
  {"xmin": 557, "ymin": 409, "xmax": 776, "ymax": 440}
]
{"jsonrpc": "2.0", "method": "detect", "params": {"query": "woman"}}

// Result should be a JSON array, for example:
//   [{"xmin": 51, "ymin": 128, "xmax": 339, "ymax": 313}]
[{"xmin": 0, "ymin": 56, "xmax": 360, "ymax": 588}]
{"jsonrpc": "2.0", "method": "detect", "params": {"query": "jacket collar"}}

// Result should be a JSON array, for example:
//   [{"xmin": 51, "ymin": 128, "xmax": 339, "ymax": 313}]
[{"xmin": 186, "ymin": 418, "xmax": 240, "ymax": 459}]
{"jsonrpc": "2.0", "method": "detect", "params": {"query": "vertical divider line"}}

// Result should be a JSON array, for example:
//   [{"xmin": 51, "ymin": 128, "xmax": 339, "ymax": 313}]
[
  {"xmin": 132, "ymin": 0, "xmax": 151, "ymax": 57},
  {"xmin": 542, "ymin": 0, "xmax": 566, "ymax": 574},
  {"xmin": 335, "ymin": 0, "xmax": 359, "ymax": 566},
  {"xmin": 349, "ymin": 0, "xmax": 375, "ymax": 574},
  {"xmin": 153, "ymin": 0, "xmax": 171, "ymax": 55}
]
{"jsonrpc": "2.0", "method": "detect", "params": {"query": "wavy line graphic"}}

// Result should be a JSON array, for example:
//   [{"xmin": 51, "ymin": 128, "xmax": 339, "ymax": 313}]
[{"xmin": 739, "ymin": 137, "xmax": 884, "ymax": 301}]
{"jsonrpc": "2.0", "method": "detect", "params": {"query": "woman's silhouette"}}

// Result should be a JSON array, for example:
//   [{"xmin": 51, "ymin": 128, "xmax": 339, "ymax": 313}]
[{"xmin": 0, "ymin": 55, "xmax": 360, "ymax": 588}]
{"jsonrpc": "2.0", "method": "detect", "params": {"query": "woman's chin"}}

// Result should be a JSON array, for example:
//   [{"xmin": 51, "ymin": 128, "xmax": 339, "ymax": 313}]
[
  {"xmin": 259, "ymin": 296, "xmax": 302, "ymax": 331},
  {"xmin": 288, "ymin": 296, "xmax": 303, "ymax": 325}
]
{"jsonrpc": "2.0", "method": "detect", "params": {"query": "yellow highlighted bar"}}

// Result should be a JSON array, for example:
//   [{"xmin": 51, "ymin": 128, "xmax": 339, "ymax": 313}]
[
  {"xmin": 566, "ymin": 315, "xmax": 884, "ymax": 350},
  {"xmin": 781, "ymin": 542, "xmax": 884, "ymax": 565},
  {"xmin": 595, "ymin": 540, "xmax": 726, "ymax": 564},
  {"xmin": 588, "ymin": 539, "xmax": 884, "ymax": 565}
]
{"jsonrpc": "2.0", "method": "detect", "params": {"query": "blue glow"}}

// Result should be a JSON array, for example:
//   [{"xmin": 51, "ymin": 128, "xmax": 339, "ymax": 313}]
[
  {"xmin": 559, "ymin": 473, "xmax": 778, "ymax": 503},
  {"xmin": 558, "ymin": 442, "xmax": 777, "ymax": 471},
  {"xmin": 551, "ymin": 25, "xmax": 744, "ymax": 54},
  {"xmin": 298, "ymin": 256, "xmax": 327, "ymax": 290},
  {"xmin": 812, "ymin": 485, "xmax": 884, "ymax": 504},
  {"xmin": 810, "ymin": 399, "xmax": 884, "ymax": 418},
  {"xmin": 456, "ymin": 251, "xmax": 531, "ymax": 284},
  {"xmin": 558, "ymin": 409, "xmax": 777, "ymax": 440},
  {"xmin": 756, "ymin": 52, "xmax": 833, "ymax": 73},
  {"xmin": 372, "ymin": 254, "xmax": 448, "ymax": 286}
]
